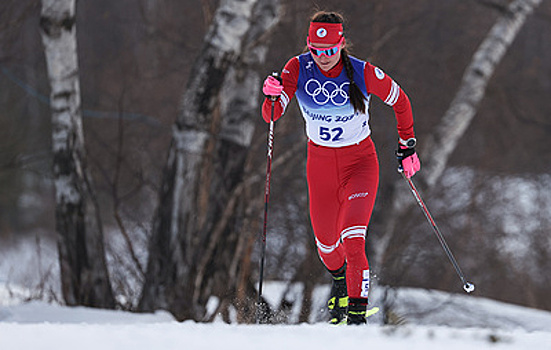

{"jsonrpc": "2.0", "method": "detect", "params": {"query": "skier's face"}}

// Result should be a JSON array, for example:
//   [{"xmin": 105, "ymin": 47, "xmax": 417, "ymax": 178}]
[{"xmin": 308, "ymin": 39, "xmax": 344, "ymax": 72}]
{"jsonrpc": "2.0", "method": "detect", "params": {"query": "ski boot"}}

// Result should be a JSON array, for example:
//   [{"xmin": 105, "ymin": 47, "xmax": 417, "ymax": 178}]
[
  {"xmin": 327, "ymin": 265, "xmax": 348, "ymax": 325},
  {"xmin": 347, "ymin": 298, "xmax": 367, "ymax": 325},
  {"xmin": 347, "ymin": 298, "xmax": 379, "ymax": 325}
]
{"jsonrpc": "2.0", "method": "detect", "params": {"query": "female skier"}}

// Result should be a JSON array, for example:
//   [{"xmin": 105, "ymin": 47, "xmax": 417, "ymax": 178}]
[{"xmin": 261, "ymin": 11, "xmax": 420, "ymax": 325}]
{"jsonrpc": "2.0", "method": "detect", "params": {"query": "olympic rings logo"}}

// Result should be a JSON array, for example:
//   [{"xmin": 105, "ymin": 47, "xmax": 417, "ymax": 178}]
[{"xmin": 305, "ymin": 79, "xmax": 350, "ymax": 106}]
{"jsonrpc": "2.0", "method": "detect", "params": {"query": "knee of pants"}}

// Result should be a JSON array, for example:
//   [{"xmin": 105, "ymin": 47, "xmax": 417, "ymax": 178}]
[{"xmin": 316, "ymin": 239, "xmax": 345, "ymax": 271}]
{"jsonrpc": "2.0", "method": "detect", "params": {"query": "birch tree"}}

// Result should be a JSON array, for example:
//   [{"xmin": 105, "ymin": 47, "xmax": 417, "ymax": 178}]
[
  {"xmin": 191, "ymin": 0, "xmax": 282, "ymax": 323},
  {"xmin": 40, "ymin": 0, "xmax": 114, "ymax": 308},
  {"xmin": 374, "ymin": 0, "xmax": 543, "ymax": 280},
  {"xmin": 139, "ymin": 0, "xmax": 281, "ymax": 321}
]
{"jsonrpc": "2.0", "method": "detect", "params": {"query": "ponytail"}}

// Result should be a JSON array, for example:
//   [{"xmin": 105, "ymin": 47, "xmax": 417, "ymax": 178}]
[{"xmin": 341, "ymin": 49, "xmax": 367, "ymax": 114}]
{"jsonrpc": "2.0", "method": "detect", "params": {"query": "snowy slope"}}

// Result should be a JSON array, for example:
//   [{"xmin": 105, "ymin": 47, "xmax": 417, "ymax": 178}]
[
  {"xmin": 376, "ymin": 287, "xmax": 551, "ymax": 332},
  {"xmin": 2, "ymin": 321, "xmax": 551, "ymax": 350},
  {"xmin": 2, "ymin": 283, "xmax": 551, "ymax": 350}
]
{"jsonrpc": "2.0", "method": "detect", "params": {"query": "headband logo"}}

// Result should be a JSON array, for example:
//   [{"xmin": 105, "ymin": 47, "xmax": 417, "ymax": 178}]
[{"xmin": 316, "ymin": 28, "xmax": 327, "ymax": 38}]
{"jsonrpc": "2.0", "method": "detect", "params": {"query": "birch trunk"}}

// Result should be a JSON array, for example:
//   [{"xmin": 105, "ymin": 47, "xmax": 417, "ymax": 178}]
[
  {"xmin": 191, "ymin": 0, "xmax": 282, "ymax": 321},
  {"xmin": 374, "ymin": 0, "xmax": 542, "ymax": 274},
  {"xmin": 139, "ymin": 0, "xmax": 281, "ymax": 321},
  {"xmin": 40, "ymin": 0, "xmax": 114, "ymax": 308}
]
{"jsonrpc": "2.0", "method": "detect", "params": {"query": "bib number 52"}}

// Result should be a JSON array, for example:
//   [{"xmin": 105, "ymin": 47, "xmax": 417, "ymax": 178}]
[{"xmin": 319, "ymin": 126, "xmax": 343, "ymax": 142}]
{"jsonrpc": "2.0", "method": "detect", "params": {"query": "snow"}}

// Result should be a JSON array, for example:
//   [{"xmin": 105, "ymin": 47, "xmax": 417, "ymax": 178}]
[
  {"xmin": 1, "ymin": 309, "xmax": 550, "ymax": 350},
  {"xmin": 0, "ymin": 301, "xmax": 173, "ymax": 324},
  {"xmin": 2, "ymin": 321, "xmax": 549, "ymax": 350},
  {"xmin": 2, "ymin": 283, "xmax": 551, "ymax": 350}
]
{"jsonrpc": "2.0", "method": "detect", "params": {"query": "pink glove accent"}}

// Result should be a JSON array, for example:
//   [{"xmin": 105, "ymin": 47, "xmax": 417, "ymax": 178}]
[
  {"xmin": 401, "ymin": 150, "xmax": 420, "ymax": 178},
  {"xmin": 262, "ymin": 76, "xmax": 283, "ymax": 97}
]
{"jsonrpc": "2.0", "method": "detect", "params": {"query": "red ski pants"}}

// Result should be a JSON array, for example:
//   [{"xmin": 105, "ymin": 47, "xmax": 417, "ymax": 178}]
[{"xmin": 307, "ymin": 137, "xmax": 379, "ymax": 299}]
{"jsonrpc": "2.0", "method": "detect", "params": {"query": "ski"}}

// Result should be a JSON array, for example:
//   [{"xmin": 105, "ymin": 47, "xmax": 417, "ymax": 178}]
[{"xmin": 329, "ymin": 306, "xmax": 380, "ymax": 326}]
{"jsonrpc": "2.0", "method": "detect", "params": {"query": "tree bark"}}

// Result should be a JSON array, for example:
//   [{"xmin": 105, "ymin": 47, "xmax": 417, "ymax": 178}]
[
  {"xmin": 193, "ymin": 0, "xmax": 282, "ymax": 317},
  {"xmin": 139, "ymin": 0, "xmax": 281, "ymax": 321},
  {"xmin": 40, "ymin": 0, "xmax": 114, "ymax": 308},
  {"xmin": 374, "ymin": 0, "xmax": 543, "ymax": 278}
]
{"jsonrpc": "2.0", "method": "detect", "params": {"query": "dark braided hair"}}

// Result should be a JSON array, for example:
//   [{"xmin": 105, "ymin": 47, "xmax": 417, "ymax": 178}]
[{"xmin": 311, "ymin": 11, "xmax": 367, "ymax": 114}]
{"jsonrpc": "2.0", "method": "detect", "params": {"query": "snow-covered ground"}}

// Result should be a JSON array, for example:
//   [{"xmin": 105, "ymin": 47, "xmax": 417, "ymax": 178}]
[
  {"xmin": 2, "ymin": 283, "xmax": 551, "ymax": 350},
  {"xmin": 2, "ymin": 320, "xmax": 549, "ymax": 350}
]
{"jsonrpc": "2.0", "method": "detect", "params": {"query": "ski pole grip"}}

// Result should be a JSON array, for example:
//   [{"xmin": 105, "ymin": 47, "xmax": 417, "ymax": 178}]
[{"xmin": 270, "ymin": 72, "xmax": 281, "ymax": 101}]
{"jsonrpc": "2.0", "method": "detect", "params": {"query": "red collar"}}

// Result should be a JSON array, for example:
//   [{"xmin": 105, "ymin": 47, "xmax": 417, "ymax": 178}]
[{"xmin": 318, "ymin": 58, "xmax": 343, "ymax": 78}]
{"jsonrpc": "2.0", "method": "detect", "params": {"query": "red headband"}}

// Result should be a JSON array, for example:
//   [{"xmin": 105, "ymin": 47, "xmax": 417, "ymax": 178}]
[{"xmin": 308, "ymin": 22, "xmax": 344, "ymax": 45}]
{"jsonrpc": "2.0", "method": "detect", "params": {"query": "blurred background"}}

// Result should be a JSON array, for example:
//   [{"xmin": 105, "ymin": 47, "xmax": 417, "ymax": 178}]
[{"xmin": 1, "ymin": 0, "xmax": 551, "ymax": 319}]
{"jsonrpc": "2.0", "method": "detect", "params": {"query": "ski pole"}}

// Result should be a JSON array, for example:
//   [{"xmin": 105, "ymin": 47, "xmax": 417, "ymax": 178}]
[
  {"xmin": 256, "ymin": 73, "xmax": 279, "ymax": 323},
  {"xmin": 398, "ymin": 167, "xmax": 475, "ymax": 294}
]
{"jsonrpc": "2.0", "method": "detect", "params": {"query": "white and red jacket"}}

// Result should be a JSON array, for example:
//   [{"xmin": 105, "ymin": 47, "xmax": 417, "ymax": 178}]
[{"xmin": 262, "ymin": 53, "xmax": 415, "ymax": 145}]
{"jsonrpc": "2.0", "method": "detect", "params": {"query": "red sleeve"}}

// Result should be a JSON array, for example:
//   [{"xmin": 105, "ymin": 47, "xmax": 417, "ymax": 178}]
[
  {"xmin": 364, "ymin": 63, "xmax": 415, "ymax": 140},
  {"xmin": 262, "ymin": 57, "xmax": 299, "ymax": 123}
]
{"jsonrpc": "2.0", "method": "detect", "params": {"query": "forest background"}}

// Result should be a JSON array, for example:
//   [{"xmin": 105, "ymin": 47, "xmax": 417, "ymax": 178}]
[{"xmin": 1, "ymin": 0, "xmax": 550, "ymax": 322}]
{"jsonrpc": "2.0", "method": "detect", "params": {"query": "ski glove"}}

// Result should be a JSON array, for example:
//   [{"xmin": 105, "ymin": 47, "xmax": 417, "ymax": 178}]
[
  {"xmin": 262, "ymin": 75, "xmax": 283, "ymax": 98},
  {"xmin": 396, "ymin": 144, "xmax": 421, "ymax": 178}
]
